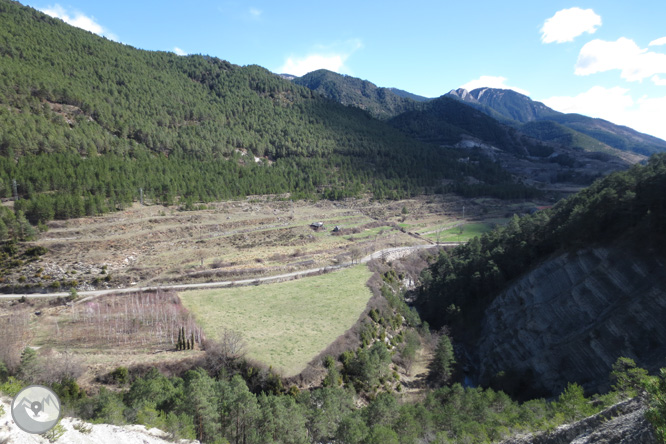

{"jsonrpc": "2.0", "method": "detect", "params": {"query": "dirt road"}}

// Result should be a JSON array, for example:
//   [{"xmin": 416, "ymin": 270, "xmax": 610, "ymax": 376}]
[{"xmin": 0, "ymin": 244, "xmax": 455, "ymax": 301}]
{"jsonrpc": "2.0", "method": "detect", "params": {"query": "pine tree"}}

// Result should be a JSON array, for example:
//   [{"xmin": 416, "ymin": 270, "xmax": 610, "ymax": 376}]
[{"xmin": 431, "ymin": 334, "xmax": 456, "ymax": 385}]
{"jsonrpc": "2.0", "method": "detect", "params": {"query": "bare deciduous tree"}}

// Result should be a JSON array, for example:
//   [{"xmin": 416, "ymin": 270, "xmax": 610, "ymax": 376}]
[
  {"xmin": 204, "ymin": 328, "xmax": 246, "ymax": 374},
  {"xmin": 0, "ymin": 312, "xmax": 30, "ymax": 372},
  {"xmin": 350, "ymin": 247, "xmax": 362, "ymax": 265},
  {"xmin": 37, "ymin": 349, "xmax": 85, "ymax": 384},
  {"xmin": 62, "ymin": 291, "xmax": 203, "ymax": 350}
]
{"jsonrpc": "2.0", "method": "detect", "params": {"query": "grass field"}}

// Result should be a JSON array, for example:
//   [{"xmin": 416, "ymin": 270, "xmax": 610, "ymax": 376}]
[
  {"xmin": 179, "ymin": 265, "xmax": 374, "ymax": 377},
  {"xmin": 426, "ymin": 222, "xmax": 497, "ymax": 242}
]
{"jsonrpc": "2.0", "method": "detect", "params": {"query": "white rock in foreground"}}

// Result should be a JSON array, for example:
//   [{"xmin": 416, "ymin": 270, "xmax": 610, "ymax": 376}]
[{"xmin": 0, "ymin": 397, "xmax": 198, "ymax": 444}]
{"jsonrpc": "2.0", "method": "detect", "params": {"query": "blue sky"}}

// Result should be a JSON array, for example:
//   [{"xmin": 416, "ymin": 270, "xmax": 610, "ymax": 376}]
[{"xmin": 22, "ymin": 1, "xmax": 666, "ymax": 140}]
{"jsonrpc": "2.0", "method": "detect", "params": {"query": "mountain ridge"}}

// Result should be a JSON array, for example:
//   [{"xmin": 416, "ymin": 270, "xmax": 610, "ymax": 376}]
[
  {"xmin": 446, "ymin": 87, "xmax": 666, "ymax": 156},
  {"xmin": 292, "ymin": 69, "xmax": 423, "ymax": 119},
  {"xmin": 0, "ymin": 0, "xmax": 542, "ymax": 222}
]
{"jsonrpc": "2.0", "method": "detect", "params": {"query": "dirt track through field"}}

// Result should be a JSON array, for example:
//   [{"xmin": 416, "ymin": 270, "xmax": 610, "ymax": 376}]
[{"xmin": 0, "ymin": 244, "xmax": 452, "ymax": 301}]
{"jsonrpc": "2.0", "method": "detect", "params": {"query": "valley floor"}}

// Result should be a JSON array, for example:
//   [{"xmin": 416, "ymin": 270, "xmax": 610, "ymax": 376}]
[
  {"xmin": 1, "ymin": 193, "xmax": 545, "ymax": 293},
  {"xmin": 0, "ymin": 194, "xmax": 547, "ymax": 394}
]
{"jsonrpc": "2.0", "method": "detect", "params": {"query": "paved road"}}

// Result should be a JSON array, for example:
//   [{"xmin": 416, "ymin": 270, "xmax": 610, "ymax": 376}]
[{"xmin": 0, "ymin": 243, "xmax": 458, "ymax": 301}]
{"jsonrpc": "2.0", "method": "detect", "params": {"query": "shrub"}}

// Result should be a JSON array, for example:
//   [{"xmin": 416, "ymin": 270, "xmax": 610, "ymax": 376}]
[
  {"xmin": 41, "ymin": 421, "xmax": 65, "ymax": 443},
  {"xmin": 610, "ymin": 357, "xmax": 648, "ymax": 397},
  {"xmin": 0, "ymin": 376, "xmax": 24, "ymax": 397},
  {"xmin": 554, "ymin": 383, "xmax": 595, "ymax": 422},
  {"xmin": 0, "ymin": 361, "xmax": 7, "ymax": 383},
  {"xmin": 109, "ymin": 366, "xmax": 129, "ymax": 385},
  {"xmin": 25, "ymin": 246, "xmax": 48, "ymax": 257},
  {"xmin": 644, "ymin": 368, "xmax": 666, "ymax": 442},
  {"xmin": 67, "ymin": 288, "xmax": 79, "ymax": 301},
  {"xmin": 73, "ymin": 422, "xmax": 93, "ymax": 434}
]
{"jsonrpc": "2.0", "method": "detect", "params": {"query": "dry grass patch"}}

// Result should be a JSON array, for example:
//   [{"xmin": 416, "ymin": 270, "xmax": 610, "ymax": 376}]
[{"xmin": 180, "ymin": 265, "xmax": 374, "ymax": 377}]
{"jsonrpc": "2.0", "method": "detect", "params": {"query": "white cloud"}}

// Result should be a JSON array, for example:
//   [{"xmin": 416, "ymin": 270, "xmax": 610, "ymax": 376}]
[
  {"xmin": 276, "ymin": 40, "xmax": 362, "ymax": 76},
  {"xmin": 40, "ymin": 4, "xmax": 117, "ymax": 40},
  {"xmin": 459, "ymin": 76, "xmax": 530, "ymax": 96},
  {"xmin": 541, "ymin": 7, "xmax": 601, "ymax": 44},
  {"xmin": 543, "ymin": 86, "xmax": 666, "ymax": 141},
  {"xmin": 575, "ymin": 37, "xmax": 666, "ymax": 82},
  {"xmin": 652, "ymin": 75, "xmax": 666, "ymax": 86},
  {"xmin": 249, "ymin": 8, "xmax": 262, "ymax": 18},
  {"xmin": 173, "ymin": 47, "xmax": 187, "ymax": 56},
  {"xmin": 649, "ymin": 37, "xmax": 666, "ymax": 47},
  {"xmin": 543, "ymin": 86, "xmax": 633, "ymax": 116},
  {"xmin": 278, "ymin": 54, "xmax": 348, "ymax": 76}
]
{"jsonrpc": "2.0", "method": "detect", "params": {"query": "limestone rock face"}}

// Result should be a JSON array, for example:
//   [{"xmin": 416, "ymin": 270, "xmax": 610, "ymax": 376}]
[
  {"xmin": 474, "ymin": 247, "xmax": 666, "ymax": 395},
  {"xmin": 502, "ymin": 397, "xmax": 657, "ymax": 444}
]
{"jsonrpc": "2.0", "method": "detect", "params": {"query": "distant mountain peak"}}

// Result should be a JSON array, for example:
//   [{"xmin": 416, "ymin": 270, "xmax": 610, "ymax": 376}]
[
  {"xmin": 445, "ymin": 87, "xmax": 666, "ymax": 156},
  {"xmin": 447, "ymin": 88, "xmax": 476, "ymax": 102},
  {"xmin": 292, "ymin": 69, "xmax": 426, "ymax": 119}
]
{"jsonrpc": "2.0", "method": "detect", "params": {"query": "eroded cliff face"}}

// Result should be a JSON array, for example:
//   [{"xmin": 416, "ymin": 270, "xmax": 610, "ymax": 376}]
[
  {"xmin": 502, "ymin": 397, "xmax": 657, "ymax": 444},
  {"xmin": 474, "ymin": 247, "xmax": 666, "ymax": 396}
]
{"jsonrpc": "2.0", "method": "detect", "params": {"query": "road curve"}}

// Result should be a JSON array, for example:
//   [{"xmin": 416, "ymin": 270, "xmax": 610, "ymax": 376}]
[{"xmin": 0, "ymin": 243, "xmax": 459, "ymax": 301}]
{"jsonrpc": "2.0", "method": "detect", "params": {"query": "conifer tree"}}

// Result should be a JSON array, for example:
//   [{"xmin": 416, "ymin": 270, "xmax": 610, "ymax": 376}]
[{"xmin": 431, "ymin": 334, "xmax": 456, "ymax": 385}]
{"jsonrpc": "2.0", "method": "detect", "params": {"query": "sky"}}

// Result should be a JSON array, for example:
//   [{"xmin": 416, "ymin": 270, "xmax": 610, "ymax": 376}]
[{"xmin": 21, "ymin": 1, "xmax": 666, "ymax": 141}]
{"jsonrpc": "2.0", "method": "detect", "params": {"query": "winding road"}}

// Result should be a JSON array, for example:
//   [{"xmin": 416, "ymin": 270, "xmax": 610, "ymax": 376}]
[{"xmin": 0, "ymin": 243, "xmax": 460, "ymax": 301}]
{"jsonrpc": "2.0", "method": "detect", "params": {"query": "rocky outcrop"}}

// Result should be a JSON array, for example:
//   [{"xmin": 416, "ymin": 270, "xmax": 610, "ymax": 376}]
[
  {"xmin": 0, "ymin": 397, "xmax": 199, "ymax": 444},
  {"xmin": 474, "ymin": 247, "xmax": 666, "ymax": 396},
  {"xmin": 502, "ymin": 397, "xmax": 657, "ymax": 444}
]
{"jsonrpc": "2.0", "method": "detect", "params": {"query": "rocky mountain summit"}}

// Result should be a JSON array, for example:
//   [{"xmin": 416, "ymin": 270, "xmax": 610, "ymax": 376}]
[
  {"xmin": 447, "ymin": 87, "xmax": 666, "ymax": 156},
  {"xmin": 447, "ymin": 87, "xmax": 560, "ymax": 123}
]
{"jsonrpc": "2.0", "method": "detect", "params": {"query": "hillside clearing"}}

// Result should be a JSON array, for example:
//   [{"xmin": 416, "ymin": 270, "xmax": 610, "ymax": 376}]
[{"xmin": 179, "ymin": 265, "xmax": 374, "ymax": 377}]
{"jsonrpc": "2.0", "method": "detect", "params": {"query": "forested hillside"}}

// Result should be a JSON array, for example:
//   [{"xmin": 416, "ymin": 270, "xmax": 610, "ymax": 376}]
[
  {"xmin": 0, "ymin": 1, "xmax": 535, "ymax": 226},
  {"xmin": 388, "ymin": 96, "xmax": 553, "ymax": 157},
  {"xmin": 417, "ymin": 153, "xmax": 666, "ymax": 332},
  {"xmin": 292, "ymin": 69, "xmax": 423, "ymax": 119}
]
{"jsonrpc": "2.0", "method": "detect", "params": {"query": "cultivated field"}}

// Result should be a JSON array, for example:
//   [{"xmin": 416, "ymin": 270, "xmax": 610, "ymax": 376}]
[
  {"xmin": 179, "ymin": 265, "xmax": 374, "ymax": 377},
  {"xmin": 2, "ymin": 194, "xmax": 543, "ymax": 293}
]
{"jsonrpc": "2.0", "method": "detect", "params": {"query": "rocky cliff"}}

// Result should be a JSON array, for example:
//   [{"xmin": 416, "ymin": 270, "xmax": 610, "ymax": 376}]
[
  {"xmin": 474, "ymin": 247, "xmax": 666, "ymax": 396},
  {"xmin": 502, "ymin": 397, "xmax": 657, "ymax": 444}
]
